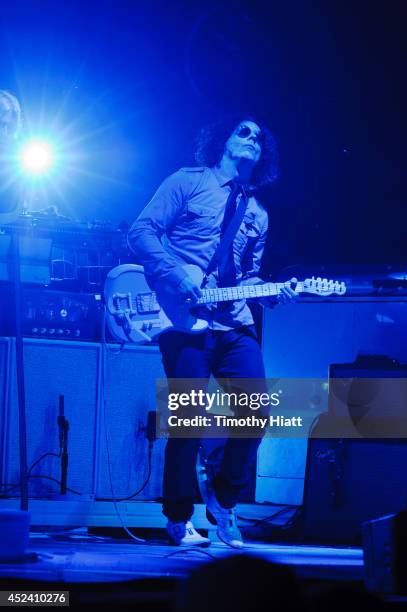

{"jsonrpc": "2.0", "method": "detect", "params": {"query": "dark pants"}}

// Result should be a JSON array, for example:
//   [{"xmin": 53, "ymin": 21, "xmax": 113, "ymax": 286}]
[{"xmin": 159, "ymin": 325, "xmax": 268, "ymax": 522}]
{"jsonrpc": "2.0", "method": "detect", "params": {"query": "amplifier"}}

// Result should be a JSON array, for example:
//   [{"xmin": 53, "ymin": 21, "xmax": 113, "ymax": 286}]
[
  {"xmin": 302, "ymin": 356, "xmax": 407, "ymax": 544},
  {"xmin": 0, "ymin": 285, "xmax": 104, "ymax": 341},
  {"xmin": 302, "ymin": 437, "xmax": 407, "ymax": 545},
  {"xmin": 362, "ymin": 511, "xmax": 407, "ymax": 594}
]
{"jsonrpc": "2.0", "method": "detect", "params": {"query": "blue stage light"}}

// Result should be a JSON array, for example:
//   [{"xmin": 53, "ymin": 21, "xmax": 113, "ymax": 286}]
[{"xmin": 19, "ymin": 140, "xmax": 55, "ymax": 175}]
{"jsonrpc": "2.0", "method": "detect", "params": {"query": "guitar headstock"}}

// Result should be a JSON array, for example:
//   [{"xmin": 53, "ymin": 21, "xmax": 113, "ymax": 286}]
[{"xmin": 302, "ymin": 276, "xmax": 346, "ymax": 296}]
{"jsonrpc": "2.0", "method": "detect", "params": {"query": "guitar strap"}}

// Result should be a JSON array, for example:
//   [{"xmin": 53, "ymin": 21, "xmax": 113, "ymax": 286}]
[{"xmin": 203, "ymin": 186, "xmax": 248, "ymax": 285}]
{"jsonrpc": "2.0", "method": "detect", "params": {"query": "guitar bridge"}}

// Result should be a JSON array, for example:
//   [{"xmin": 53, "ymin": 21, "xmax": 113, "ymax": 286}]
[{"xmin": 111, "ymin": 293, "xmax": 136, "ymax": 316}]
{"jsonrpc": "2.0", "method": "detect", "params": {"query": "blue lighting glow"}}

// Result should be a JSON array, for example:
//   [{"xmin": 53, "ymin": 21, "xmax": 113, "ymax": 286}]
[{"xmin": 19, "ymin": 140, "xmax": 55, "ymax": 176}]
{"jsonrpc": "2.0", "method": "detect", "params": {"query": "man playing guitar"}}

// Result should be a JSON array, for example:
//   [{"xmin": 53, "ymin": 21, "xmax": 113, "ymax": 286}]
[{"xmin": 128, "ymin": 114, "xmax": 297, "ymax": 548}]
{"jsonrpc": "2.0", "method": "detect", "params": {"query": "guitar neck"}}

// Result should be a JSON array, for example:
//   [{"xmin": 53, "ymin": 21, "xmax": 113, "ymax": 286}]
[{"xmin": 197, "ymin": 282, "xmax": 303, "ymax": 304}]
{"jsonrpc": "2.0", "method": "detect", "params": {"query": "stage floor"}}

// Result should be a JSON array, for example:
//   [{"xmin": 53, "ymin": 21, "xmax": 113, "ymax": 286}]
[{"xmin": 0, "ymin": 532, "xmax": 364, "ymax": 583}]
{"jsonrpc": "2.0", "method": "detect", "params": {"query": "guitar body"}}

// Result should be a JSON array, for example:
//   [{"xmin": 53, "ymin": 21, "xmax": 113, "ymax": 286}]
[
  {"xmin": 104, "ymin": 264, "xmax": 346, "ymax": 344},
  {"xmin": 104, "ymin": 263, "xmax": 209, "ymax": 343}
]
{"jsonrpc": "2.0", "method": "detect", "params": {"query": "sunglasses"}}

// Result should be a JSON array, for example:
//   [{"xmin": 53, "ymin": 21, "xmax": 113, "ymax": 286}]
[{"xmin": 235, "ymin": 125, "xmax": 264, "ymax": 145}]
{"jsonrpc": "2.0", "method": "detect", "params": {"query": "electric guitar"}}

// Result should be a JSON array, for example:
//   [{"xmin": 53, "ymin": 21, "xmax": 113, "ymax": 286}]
[{"xmin": 104, "ymin": 264, "xmax": 346, "ymax": 343}]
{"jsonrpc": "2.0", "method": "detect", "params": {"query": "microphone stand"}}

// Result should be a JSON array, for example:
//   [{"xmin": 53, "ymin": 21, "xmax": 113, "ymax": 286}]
[
  {"xmin": 11, "ymin": 233, "xmax": 29, "ymax": 511},
  {"xmin": 57, "ymin": 395, "xmax": 69, "ymax": 495}
]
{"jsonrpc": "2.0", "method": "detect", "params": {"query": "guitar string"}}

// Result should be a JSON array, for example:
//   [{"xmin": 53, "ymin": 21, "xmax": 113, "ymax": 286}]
[{"xmin": 129, "ymin": 279, "xmax": 345, "ymax": 308}]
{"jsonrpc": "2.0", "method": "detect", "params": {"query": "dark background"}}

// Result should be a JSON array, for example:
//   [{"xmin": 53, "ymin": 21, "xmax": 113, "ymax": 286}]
[{"xmin": 1, "ymin": 0, "xmax": 406, "ymax": 270}]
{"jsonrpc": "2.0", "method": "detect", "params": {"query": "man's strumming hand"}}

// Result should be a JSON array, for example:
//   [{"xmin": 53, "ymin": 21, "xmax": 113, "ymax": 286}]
[{"xmin": 177, "ymin": 276, "xmax": 202, "ymax": 304}]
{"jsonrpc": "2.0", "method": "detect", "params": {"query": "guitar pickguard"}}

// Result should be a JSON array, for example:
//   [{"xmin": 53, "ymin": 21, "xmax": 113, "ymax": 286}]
[{"xmin": 136, "ymin": 292, "xmax": 160, "ymax": 314}]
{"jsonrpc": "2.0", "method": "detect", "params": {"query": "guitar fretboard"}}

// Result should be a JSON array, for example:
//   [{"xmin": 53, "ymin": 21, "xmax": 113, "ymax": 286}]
[{"xmin": 197, "ymin": 282, "xmax": 304, "ymax": 304}]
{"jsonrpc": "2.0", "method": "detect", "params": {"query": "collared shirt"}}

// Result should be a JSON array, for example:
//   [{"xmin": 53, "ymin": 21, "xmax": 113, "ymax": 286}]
[{"xmin": 128, "ymin": 166, "xmax": 269, "ymax": 330}]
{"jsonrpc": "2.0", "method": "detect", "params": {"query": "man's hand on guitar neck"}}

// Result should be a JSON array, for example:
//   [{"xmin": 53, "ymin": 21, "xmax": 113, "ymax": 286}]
[
  {"xmin": 255, "ymin": 278, "xmax": 298, "ymax": 308},
  {"xmin": 243, "ymin": 276, "xmax": 298, "ymax": 308},
  {"xmin": 177, "ymin": 276, "xmax": 203, "ymax": 304},
  {"xmin": 276, "ymin": 278, "xmax": 299, "ymax": 304}
]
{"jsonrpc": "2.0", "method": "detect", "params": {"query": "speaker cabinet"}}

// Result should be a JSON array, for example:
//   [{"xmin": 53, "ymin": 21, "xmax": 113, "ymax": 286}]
[
  {"xmin": 1, "ymin": 339, "xmax": 166, "ymax": 501},
  {"xmin": 3, "ymin": 339, "xmax": 99, "ymax": 497},
  {"xmin": 95, "ymin": 345, "xmax": 166, "ymax": 500}
]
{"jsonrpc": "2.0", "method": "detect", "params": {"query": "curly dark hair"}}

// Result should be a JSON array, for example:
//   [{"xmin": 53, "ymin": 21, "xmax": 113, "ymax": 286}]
[{"xmin": 194, "ymin": 113, "xmax": 279, "ymax": 189}]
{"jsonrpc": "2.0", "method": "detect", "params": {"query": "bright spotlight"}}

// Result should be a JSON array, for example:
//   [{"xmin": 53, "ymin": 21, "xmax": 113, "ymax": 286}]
[{"xmin": 20, "ymin": 141, "xmax": 55, "ymax": 175}]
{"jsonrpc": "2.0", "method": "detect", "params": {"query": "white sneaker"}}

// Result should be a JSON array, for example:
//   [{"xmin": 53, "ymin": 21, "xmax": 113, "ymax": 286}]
[
  {"xmin": 166, "ymin": 520, "xmax": 211, "ymax": 547},
  {"xmin": 206, "ymin": 489, "xmax": 244, "ymax": 549}
]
